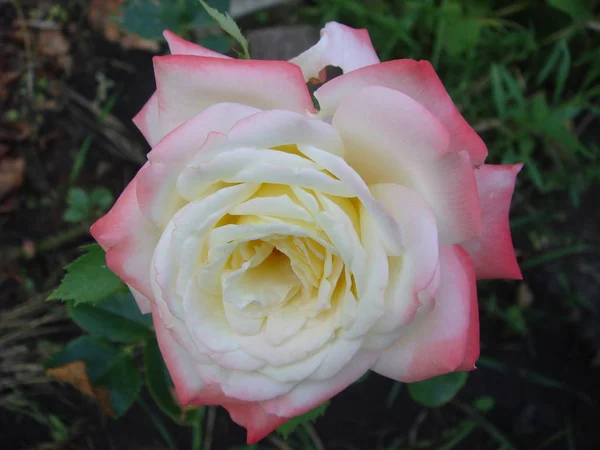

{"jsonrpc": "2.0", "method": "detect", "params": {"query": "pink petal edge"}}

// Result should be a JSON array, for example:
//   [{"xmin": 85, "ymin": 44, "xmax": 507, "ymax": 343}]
[{"xmin": 462, "ymin": 163, "xmax": 523, "ymax": 280}]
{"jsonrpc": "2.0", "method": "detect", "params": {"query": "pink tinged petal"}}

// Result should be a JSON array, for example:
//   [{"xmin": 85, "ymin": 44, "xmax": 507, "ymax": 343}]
[
  {"xmin": 462, "ymin": 164, "xmax": 523, "ymax": 280},
  {"xmin": 132, "ymin": 93, "xmax": 161, "ymax": 146},
  {"xmin": 90, "ymin": 176, "xmax": 160, "ymax": 302},
  {"xmin": 290, "ymin": 22, "xmax": 380, "ymax": 82},
  {"xmin": 163, "ymin": 30, "xmax": 231, "ymax": 58},
  {"xmin": 136, "ymin": 103, "xmax": 260, "ymax": 227},
  {"xmin": 225, "ymin": 402, "xmax": 289, "ymax": 444},
  {"xmin": 261, "ymin": 349, "xmax": 379, "ymax": 417},
  {"xmin": 316, "ymin": 60, "xmax": 487, "ymax": 165},
  {"xmin": 225, "ymin": 350, "xmax": 377, "ymax": 443},
  {"xmin": 147, "ymin": 102, "xmax": 261, "ymax": 164},
  {"xmin": 331, "ymin": 86, "xmax": 482, "ymax": 245},
  {"xmin": 153, "ymin": 55, "xmax": 315, "ymax": 138},
  {"xmin": 152, "ymin": 304, "xmax": 206, "ymax": 405},
  {"xmin": 372, "ymin": 245, "xmax": 479, "ymax": 382},
  {"xmin": 369, "ymin": 184, "xmax": 440, "ymax": 335},
  {"xmin": 128, "ymin": 285, "xmax": 152, "ymax": 314}
]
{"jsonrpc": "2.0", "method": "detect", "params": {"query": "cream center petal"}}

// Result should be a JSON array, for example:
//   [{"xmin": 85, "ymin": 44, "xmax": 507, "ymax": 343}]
[{"xmin": 222, "ymin": 249, "xmax": 302, "ymax": 310}]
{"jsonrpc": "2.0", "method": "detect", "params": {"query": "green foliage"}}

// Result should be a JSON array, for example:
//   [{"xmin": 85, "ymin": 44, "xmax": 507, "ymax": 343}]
[
  {"xmin": 68, "ymin": 294, "xmax": 153, "ymax": 343},
  {"xmin": 46, "ymin": 336, "xmax": 142, "ymax": 418},
  {"xmin": 48, "ymin": 244, "xmax": 125, "ymax": 305},
  {"xmin": 548, "ymin": 0, "xmax": 596, "ymax": 21},
  {"xmin": 121, "ymin": 0, "xmax": 230, "ymax": 40},
  {"xmin": 199, "ymin": 0, "xmax": 250, "ymax": 58},
  {"xmin": 144, "ymin": 338, "xmax": 204, "ymax": 425},
  {"xmin": 63, "ymin": 187, "xmax": 113, "ymax": 223},
  {"xmin": 408, "ymin": 371, "xmax": 469, "ymax": 408},
  {"xmin": 305, "ymin": 0, "xmax": 600, "ymax": 208},
  {"xmin": 276, "ymin": 400, "xmax": 330, "ymax": 439}
]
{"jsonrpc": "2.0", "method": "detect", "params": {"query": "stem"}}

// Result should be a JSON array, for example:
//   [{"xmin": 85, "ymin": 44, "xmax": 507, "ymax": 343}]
[
  {"xmin": 203, "ymin": 406, "xmax": 216, "ymax": 450},
  {"xmin": 191, "ymin": 413, "xmax": 203, "ymax": 450}
]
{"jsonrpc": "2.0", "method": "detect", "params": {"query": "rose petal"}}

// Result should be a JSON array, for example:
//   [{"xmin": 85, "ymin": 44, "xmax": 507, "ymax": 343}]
[
  {"xmin": 90, "ymin": 176, "xmax": 160, "ymax": 303},
  {"xmin": 137, "ymin": 103, "xmax": 260, "ymax": 227},
  {"xmin": 331, "ymin": 86, "xmax": 481, "ymax": 245},
  {"xmin": 152, "ymin": 304, "xmax": 206, "ymax": 405},
  {"xmin": 462, "ymin": 164, "xmax": 523, "ymax": 280},
  {"xmin": 368, "ymin": 183, "xmax": 439, "ymax": 335},
  {"xmin": 225, "ymin": 402, "xmax": 288, "ymax": 444},
  {"xmin": 153, "ymin": 55, "xmax": 315, "ymax": 139},
  {"xmin": 290, "ymin": 22, "xmax": 379, "ymax": 82},
  {"xmin": 316, "ymin": 59, "xmax": 487, "ymax": 165},
  {"xmin": 128, "ymin": 285, "xmax": 152, "ymax": 314},
  {"xmin": 372, "ymin": 245, "xmax": 479, "ymax": 382},
  {"xmin": 132, "ymin": 93, "xmax": 161, "ymax": 146}
]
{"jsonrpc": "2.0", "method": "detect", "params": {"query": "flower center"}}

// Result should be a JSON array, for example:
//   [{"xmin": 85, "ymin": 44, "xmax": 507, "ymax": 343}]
[{"xmin": 222, "ymin": 246, "xmax": 301, "ymax": 310}]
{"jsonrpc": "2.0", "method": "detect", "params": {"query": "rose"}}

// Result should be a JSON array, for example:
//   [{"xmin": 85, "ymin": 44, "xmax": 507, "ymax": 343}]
[{"xmin": 91, "ymin": 22, "xmax": 522, "ymax": 442}]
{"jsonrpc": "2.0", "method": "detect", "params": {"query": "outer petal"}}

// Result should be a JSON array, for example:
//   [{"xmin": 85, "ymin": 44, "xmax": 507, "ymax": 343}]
[
  {"xmin": 332, "ymin": 86, "xmax": 482, "ymax": 245},
  {"xmin": 132, "ymin": 32, "xmax": 232, "ymax": 146},
  {"xmin": 152, "ymin": 304, "xmax": 207, "ymax": 404},
  {"xmin": 128, "ymin": 285, "xmax": 152, "ymax": 314},
  {"xmin": 132, "ymin": 93, "xmax": 161, "ymax": 146},
  {"xmin": 225, "ymin": 403, "xmax": 289, "ymax": 444},
  {"xmin": 163, "ymin": 30, "xmax": 231, "ymax": 58},
  {"xmin": 90, "ymin": 175, "xmax": 160, "ymax": 304},
  {"xmin": 290, "ymin": 22, "xmax": 380, "ymax": 82},
  {"xmin": 137, "ymin": 103, "xmax": 261, "ymax": 227},
  {"xmin": 238, "ymin": 350, "xmax": 378, "ymax": 443},
  {"xmin": 462, "ymin": 164, "xmax": 523, "ymax": 280},
  {"xmin": 372, "ymin": 245, "xmax": 479, "ymax": 382},
  {"xmin": 315, "ymin": 60, "xmax": 487, "ymax": 165},
  {"xmin": 153, "ymin": 55, "xmax": 315, "ymax": 141}
]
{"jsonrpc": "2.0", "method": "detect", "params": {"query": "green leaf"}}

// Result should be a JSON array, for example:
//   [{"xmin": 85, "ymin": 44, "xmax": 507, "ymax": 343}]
[
  {"xmin": 45, "ymin": 335, "xmax": 120, "ymax": 380},
  {"xmin": 553, "ymin": 40, "xmax": 570, "ymax": 103},
  {"xmin": 63, "ymin": 187, "xmax": 89, "ymax": 223},
  {"xmin": 199, "ymin": 0, "xmax": 250, "ymax": 58},
  {"xmin": 121, "ymin": 0, "xmax": 170, "ymax": 40},
  {"xmin": 48, "ymin": 244, "xmax": 125, "ymax": 305},
  {"xmin": 46, "ymin": 336, "xmax": 141, "ymax": 418},
  {"xmin": 440, "ymin": 2, "xmax": 482, "ymax": 56},
  {"xmin": 95, "ymin": 352, "xmax": 142, "ymax": 418},
  {"xmin": 473, "ymin": 396, "xmax": 495, "ymax": 412},
  {"xmin": 276, "ymin": 400, "xmax": 329, "ymax": 439},
  {"xmin": 490, "ymin": 64, "xmax": 506, "ymax": 119},
  {"xmin": 197, "ymin": 34, "xmax": 231, "ymax": 53},
  {"xmin": 408, "ymin": 371, "xmax": 469, "ymax": 408},
  {"xmin": 89, "ymin": 187, "xmax": 114, "ymax": 211},
  {"xmin": 144, "ymin": 338, "xmax": 203, "ymax": 425},
  {"xmin": 144, "ymin": 338, "xmax": 181, "ymax": 422},
  {"xmin": 68, "ymin": 294, "xmax": 153, "ymax": 343},
  {"xmin": 548, "ymin": 0, "xmax": 594, "ymax": 21}
]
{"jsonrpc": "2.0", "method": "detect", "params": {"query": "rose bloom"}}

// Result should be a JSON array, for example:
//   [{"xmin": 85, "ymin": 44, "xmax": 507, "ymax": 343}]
[{"xmin": 92, "ymin": 23, "xmax": 522, "ymax": 442}]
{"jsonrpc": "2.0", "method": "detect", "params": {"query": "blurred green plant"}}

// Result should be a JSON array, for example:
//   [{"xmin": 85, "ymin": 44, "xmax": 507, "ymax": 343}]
[
  {"xmin": 63, "ymin": 187, "xmax": 113, "ymax": 224},
  {"xmin": 305, "ymin": 0, "xmax": 600, "ymax": 206},
  {"xmin": 119, "ymin": 0, "xmax": 231, "ymax": 52}
]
